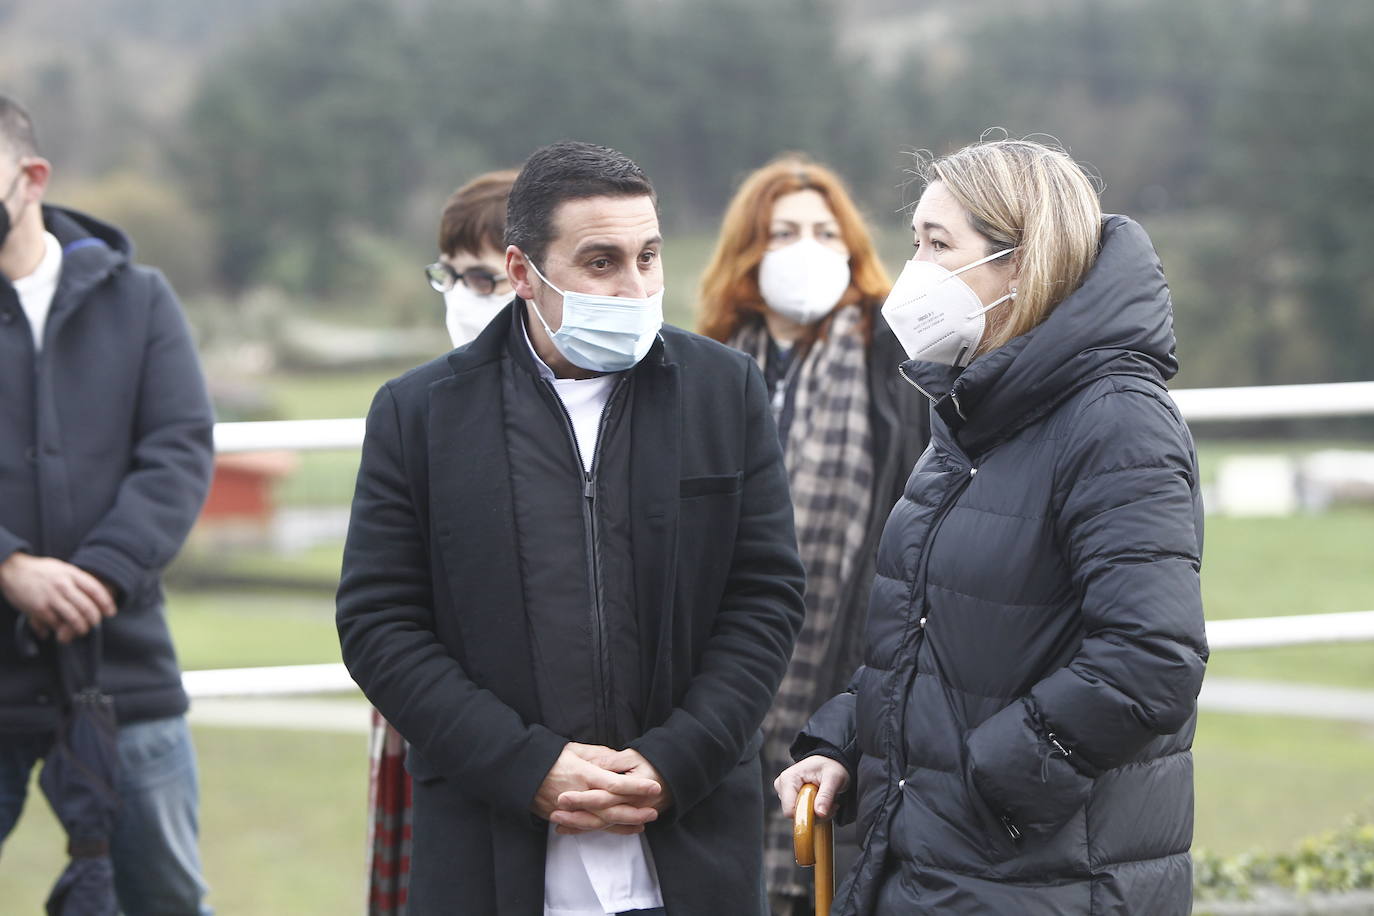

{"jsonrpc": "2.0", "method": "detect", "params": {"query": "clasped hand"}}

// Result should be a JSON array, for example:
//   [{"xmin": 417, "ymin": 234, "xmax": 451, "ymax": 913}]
[
  {"xmin": 0, "ymin": 553, "xmax": 117, "ymax": 643},
  {"xmin": 532, "ymin": 743, "xmax": 672, "ymax": 836}
]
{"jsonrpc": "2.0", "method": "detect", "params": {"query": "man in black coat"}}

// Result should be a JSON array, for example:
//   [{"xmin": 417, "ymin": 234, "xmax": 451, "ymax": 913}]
[
  {"xmin": 336, "ymin": 141, "xmax": 806, "ymax": 915},
  {"xmin": 0, "ymin": 96, "xmax": 214, "ymax": 912}
]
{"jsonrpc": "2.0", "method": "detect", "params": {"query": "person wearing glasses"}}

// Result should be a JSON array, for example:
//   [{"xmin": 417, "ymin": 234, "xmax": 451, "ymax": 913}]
[
  {"xmin": 366, "ymin": 168, "xmax": 517, "ymax": 915},
  {"xmin": 424, "ymin": 169, "xmax": 519, "ymax": 349}
]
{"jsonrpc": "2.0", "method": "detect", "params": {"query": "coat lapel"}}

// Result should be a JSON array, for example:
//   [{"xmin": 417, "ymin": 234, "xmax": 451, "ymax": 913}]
[
  {"xmin": 427, "ymin": 354, "xmax": 542, "ymax": 725},
  {"xmin": 629, "ymin": 346, "xmax": 680, "ymax": 724}
]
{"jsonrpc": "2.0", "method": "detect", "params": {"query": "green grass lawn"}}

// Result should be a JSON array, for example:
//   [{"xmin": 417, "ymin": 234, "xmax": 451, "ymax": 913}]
[
  {"xmin": 275, "ymin": 451, "xmax": 363, "ymax": 507},
  {"xmin": 0, "ymin": 715, "xmax": 1364, "ymax": 911},
  {"xmin": 0, "ymin": 727, "xmax": 367, "ymax": 915},
  {"xmin": 1202, "ymin": 510, "xmax": 1374, "ymax": 622},
  {"xmin": 1194, "ymin": 714, "xmax": 1374, "ymax": 857},
  {"xmin": 0, "ymin": 590, "xmax": 359, "ymax": 913},
  {"xmin": 268, "ymin": 368, "xmax": 403, "ymax": 421},
  {"xmin": 1201, "ymin": 509, "xmax": 1374, "ymax": 688},
  {"xmin": 172, "ymin": 542, "xmax": 346, "ymax": 591},
  {"xmin": 165, "ymin": 589, "xmax": 343, "ymax": 671}
]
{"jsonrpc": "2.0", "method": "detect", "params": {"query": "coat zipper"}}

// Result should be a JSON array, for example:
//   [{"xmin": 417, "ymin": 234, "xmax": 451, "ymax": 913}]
[
  {"xmin": 903, "ymin": 359, "xmax": 1077, "ymax": 842},
  {"xmin": 898, "ymin": 362, "xmax": 939, "ymax": 405},
  {"xmin": 899, "ymin": 362, "xmax": 966, "ymax": 420},
  {"xmin": 891, "ymin": 462, "xmax": 977, "ymax": 776},
  {"xmin": 543, "ymin": 375, "xmax": 627, "ymax": 745},
  {"xmin": 842, "ymin": 456, "xmax": 978, "ymax": 916},
  {"xmin": 888, "ymin": 449, "xmax": 1027, "ymax": 843}
]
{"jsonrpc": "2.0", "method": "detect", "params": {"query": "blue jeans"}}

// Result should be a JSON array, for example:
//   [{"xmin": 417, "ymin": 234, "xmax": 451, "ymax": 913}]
[{"xmin": 0, "ymin": 714, "xmax": 212, "ymax": 915}]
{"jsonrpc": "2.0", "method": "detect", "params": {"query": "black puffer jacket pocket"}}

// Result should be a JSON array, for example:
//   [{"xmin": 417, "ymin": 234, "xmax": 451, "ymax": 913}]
[{"xmin": 966, "ymin": 698, "xmax": 1093, "ymax": 843}]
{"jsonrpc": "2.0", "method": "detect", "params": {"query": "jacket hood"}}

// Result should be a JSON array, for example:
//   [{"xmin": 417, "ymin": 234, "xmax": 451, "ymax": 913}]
[
  {"xmin": 40, "ymin": 205, "xmax": 132, "ymax": 296},
  {"xmin": 902, "ymin": 214, "xmax": 1177, "ymax": 452},
  {"xmin": 43, "ymin": 204, "xmax": 132, "ymax": 257}
]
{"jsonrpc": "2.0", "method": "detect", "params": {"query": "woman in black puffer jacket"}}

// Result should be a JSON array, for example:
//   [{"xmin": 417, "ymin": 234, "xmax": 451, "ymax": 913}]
[{"xmin": 775, "ymin": 138, "xmax": 1207, "ymax": 915}]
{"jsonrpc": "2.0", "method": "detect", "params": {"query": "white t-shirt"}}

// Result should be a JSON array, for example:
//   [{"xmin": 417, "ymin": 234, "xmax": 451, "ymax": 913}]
[
  {"xmin": 11, "ymin": 231, "xmax": 62, "ymax": 352},
  {"xmin": 522, "ymin": 321, "xmax": 666, "ymax": 916},
  {"xmin": 549, "ymin": 371, "xmax": 619, "ymax": 474}
]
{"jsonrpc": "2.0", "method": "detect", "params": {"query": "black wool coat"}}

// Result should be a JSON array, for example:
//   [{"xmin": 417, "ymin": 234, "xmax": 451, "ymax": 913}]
[
  {"xmin": 796, "ymin": 216, "xmax": 1208, "ymax": 915},
  {"xmin": 336, "ymin": 307, "xmax": 806, "ymax": 915}
]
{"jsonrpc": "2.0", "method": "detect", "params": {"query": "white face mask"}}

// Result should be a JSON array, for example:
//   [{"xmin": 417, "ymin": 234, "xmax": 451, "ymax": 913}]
[
  {"xmin": 880, "ymin": 248, "xmax": 1016, "ymax": 367},
  {"xmin": 443, "ymin": 283, "xmax": 508, "ymax": 348},
  {"xmin": 525, "ymin": 258, "xmax": 664, "ymax": 373},
  {"xmin": 757, "ymin": 237, "xmax": 851, "ymax": 325}
]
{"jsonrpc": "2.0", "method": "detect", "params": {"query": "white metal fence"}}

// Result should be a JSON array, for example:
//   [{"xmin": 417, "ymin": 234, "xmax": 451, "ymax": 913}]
[
  {"xmin": 212, "ymin": 381, "xmax": 1374, "ymax": 455},
  {"xmin": 180, "ymin": 610, "xmax": 1374, "ymax": 699},
  {"xmin": 190, "ymin": 380, "xmax": 1374, "ymax": 700}
]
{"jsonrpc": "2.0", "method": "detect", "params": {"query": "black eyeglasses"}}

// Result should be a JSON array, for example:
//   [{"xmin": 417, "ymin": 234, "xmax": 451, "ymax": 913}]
[{"xmin": 424, "ymin": 262, "xmax": 506, "ymax": 295}]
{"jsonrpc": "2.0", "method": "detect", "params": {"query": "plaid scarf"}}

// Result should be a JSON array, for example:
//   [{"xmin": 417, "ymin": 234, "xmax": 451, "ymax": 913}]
[
  {"xmin": 731, "ymin": 306, "xmax": 874, "ymax": 899},
  {"xmin": 366, "ymin": 710, "xmax": 412, "ymax": 915}
]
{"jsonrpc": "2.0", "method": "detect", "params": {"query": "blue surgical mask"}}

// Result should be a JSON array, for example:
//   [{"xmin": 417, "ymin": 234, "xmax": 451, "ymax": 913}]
[{"xmin": 524, "ymin": 258, "xmax": 664, "ymax": 372}]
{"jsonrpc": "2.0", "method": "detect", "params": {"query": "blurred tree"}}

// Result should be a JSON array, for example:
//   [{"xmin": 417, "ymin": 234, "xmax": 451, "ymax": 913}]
[
  {"xmin": 183, "ymin": 0, "xmax": 424, "ymax": 294},
  {"xmin": 879, "ymin": 0, "xmax": 1372, "ymax": 384},
  {"xmin": 1209, "ymin": 0, "xmax": 1374, "ymax": 383},
  {"xmin": 183, "ymin": 0, "xmax": 889, "ymax": 291},
  {"xmin": 407, "ymin": 0, "xmax": 889, "ymax": 227},
  {"xmin": 53, "ymin": 171, "xmax": 216, "ymax": 299},
  {"xmin": 643, "ymin": 0, "xmax": 889, "ymax": 226},
  {"xmin": 166, "ymin": 0, "xmax": 1373, "ymax": 383},
  {"xmin": 890, "ymin": 0, "xmax": 1249, "ymax": 213}
]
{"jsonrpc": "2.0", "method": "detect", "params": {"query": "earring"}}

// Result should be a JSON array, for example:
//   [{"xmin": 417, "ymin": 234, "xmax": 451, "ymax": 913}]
[{"xmin": 1009, "ymin": 287, "xmax": 1018, "ymax": 300}]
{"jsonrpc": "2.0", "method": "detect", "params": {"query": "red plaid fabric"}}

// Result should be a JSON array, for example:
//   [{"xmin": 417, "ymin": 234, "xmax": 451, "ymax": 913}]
[{"xmin": 366, "ymin": 710, "xmax": 412, "ymax": 915}]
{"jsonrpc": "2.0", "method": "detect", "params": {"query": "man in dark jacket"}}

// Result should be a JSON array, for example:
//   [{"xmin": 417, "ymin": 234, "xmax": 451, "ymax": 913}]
[
  {"xmin": 0, "ymin": 96, "xmax": 214, "ymax": 913},
  {"xmin": 336, "ymin": 140, "xmax": 806, "ymax": 915}
]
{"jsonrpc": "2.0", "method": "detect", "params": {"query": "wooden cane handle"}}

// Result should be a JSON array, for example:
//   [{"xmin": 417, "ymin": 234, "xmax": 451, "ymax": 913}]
[
  {"xmin": 794, "ymin": 782, "xmax": 819, "ymax": 866},
  {"xmin": 793, "ymin": 782, "xmax": 835, "ymax": 914}
]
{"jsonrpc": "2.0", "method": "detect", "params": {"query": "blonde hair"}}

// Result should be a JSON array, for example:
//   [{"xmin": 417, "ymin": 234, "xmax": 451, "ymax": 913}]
[{"xmin": 922, "ymin": 138, "xmax": 1102, "ymax": 351}]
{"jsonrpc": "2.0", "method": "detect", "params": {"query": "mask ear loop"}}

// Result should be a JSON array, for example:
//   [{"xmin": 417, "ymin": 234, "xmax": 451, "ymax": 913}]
[
  {"xmin": 966, "ymin": 286, "xmax": 1016, "ymax": 320},
  {"xmin": 521, "ymin": 255, "xmax": 565, "ymax": 337},
  {"xmin": 2, "ymin": 166, "xmax": 25, "ymax": 202},
  {"xmin": 0, "ymin": 167, "xmax": 27, "ymax": 229},
  {"xmin": 955, "ymin": 248, "xmax": 1017, "ymax": 320}
]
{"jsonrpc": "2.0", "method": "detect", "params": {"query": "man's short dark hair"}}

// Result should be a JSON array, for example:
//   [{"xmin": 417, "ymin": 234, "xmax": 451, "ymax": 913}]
[
  {"xmin": 0, "ymin": 95, "xmax": 39, "ymax": 160},
  {"xmin": 505, "ymin": 140, "xmax": 656, "ymax": 266}
]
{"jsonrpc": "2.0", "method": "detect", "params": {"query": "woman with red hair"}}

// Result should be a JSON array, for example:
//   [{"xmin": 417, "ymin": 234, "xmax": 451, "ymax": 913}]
[{"xmin": 698, "ymin": 155, "xmax": 930, "ymax": 915}]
